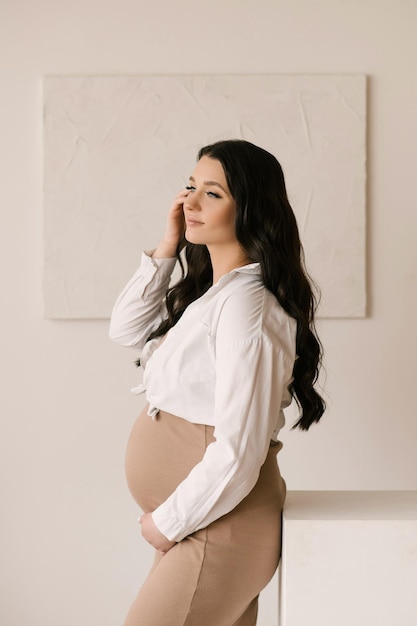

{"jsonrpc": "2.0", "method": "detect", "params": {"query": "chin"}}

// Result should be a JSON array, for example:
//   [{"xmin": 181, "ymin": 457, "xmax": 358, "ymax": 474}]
[{"xmin": 184, "ymin": 230, "xmax": 205, "ymax": 245}]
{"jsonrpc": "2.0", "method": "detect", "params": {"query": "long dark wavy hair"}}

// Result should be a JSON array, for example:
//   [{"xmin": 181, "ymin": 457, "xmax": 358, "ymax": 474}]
[{"xmin": 145, "ymin": 139, "xmax": 325, "ymax": 430}]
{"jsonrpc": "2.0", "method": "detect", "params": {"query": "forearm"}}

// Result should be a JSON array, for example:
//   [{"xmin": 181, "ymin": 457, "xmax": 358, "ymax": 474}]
[{"xmin": 109, "ymin": 251, "xmax": 176, "ymax": 348}]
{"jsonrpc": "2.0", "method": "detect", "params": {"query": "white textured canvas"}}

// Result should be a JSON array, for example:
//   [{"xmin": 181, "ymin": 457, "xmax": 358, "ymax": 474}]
[{"xmin": 43, "ymin": 74, "xmax": 366, "ymax": 318}]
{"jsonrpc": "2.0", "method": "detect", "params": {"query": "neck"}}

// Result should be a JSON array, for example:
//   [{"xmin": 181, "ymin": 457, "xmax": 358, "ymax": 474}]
[{"xmin": 207, "ymin": 243, "xmax": 253, "ymax": 285}]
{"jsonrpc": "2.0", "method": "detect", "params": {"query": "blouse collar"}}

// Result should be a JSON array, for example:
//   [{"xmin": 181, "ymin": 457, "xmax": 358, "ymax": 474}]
[{"xmin": 212, "ymin": 262, "xmax": 261, "ymax": 289}]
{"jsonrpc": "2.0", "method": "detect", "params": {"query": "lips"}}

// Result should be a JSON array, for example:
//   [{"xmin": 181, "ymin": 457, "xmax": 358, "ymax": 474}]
[{"xmin": 186, "ymin": 218, "xmax": 204, "ymax": 225}]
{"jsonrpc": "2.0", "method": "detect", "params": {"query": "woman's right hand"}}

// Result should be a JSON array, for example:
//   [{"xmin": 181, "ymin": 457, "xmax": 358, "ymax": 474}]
[{"xmin": 152, "ymin": 189, "xmax": 190, "ymax": 259}]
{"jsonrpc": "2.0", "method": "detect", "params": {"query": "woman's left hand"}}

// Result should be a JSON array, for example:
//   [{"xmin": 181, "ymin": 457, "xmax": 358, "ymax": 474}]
[{"xmin": 139, "ymin": 513, "xmax": 176, "ymax": 554}]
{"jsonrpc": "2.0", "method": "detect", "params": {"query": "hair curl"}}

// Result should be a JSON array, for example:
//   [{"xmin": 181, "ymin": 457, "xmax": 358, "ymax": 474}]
[{"xmin": 146, "ymin": 139, "xmax": 325, "ymax": 430}]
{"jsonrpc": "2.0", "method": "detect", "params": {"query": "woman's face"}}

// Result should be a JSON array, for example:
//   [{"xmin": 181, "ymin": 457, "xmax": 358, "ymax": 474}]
[{"xmin": 183, "ymin": 156, "xmax": 237, "ymax": 248}]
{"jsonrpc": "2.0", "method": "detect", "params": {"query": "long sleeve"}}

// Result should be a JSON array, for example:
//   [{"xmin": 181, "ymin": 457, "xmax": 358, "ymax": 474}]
[
  {"xmin": 151, "ymin": 286, "xmax": 295, "ymax": 542},
  {"xmin": 109, "ymin": 250, "xmax": 176, "ymax": 352}
]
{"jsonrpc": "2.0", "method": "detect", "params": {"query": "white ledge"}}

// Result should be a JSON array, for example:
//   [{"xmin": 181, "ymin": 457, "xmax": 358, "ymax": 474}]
[
  {"xmin": 283, "ymin": 490, "xmax": 417, "ymax": 520},
  {"xmin": 279, "ymin": 491, "xmax": 417, "ymax": 626}
]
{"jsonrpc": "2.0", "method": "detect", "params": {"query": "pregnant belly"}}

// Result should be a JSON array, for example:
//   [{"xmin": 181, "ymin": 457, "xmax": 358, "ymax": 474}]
[{"xmin": 124, "ymin": 404, "xmax": 214, "ymax": 513}]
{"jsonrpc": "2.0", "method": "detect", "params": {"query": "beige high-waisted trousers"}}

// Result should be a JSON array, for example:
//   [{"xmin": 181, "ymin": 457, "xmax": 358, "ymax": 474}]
[{"xmin": 123, "ymin": 404, "xmax": 286, "ymax": 626}]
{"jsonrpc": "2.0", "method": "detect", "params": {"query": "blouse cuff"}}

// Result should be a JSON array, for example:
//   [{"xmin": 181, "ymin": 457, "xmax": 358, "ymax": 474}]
[
  {"xmin": 130, "ymin": 250, "xmax": 176, "ymax": 297},
  {"xmin": 142, "ymin": 248, "xmax": 177, "ymax": 276},
  {"xmin": 152, "ymin": 506, "xmax": 188, "ymax": 543}
]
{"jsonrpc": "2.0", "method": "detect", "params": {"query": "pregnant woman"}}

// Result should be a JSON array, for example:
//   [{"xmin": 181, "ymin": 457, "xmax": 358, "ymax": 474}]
[{"xmin": 109, "ymin": 139, "xmax": 325, "ymax": 625}]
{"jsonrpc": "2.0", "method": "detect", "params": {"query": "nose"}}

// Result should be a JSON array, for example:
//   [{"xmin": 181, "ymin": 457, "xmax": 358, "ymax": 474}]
[{"xmin": 184, "ymin": 194, "xmax": 201, "ymax": 211}]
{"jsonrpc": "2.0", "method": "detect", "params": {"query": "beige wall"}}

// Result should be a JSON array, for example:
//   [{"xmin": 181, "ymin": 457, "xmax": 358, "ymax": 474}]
[{"xmin": 1, "ymin": 1, "xmax": 416, "ymax": 625}]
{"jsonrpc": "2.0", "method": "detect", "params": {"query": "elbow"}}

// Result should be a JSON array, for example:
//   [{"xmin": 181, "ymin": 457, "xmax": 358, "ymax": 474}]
[
  {"xmin": 108, "ymin": 317, "xmax": 121, "ymax": 343},
  {"xmin": 108, "ymin": 320, "xmax": 146, "ymax": 350},
  {"xmin": 108, "ymin": 320, "xmax": 132, "ymax": 347}
]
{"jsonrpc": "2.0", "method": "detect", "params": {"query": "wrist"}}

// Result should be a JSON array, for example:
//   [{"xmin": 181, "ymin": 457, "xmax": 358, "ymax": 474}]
[{"xmin": 152, "ymin": 240, "xmax": 178, "ymax": 259}]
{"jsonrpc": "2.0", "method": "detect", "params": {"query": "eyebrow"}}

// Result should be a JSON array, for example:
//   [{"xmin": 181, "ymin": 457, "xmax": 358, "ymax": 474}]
[{"xmin": 189, "ymin": 176, "xmax": 228, "ymax": 194}]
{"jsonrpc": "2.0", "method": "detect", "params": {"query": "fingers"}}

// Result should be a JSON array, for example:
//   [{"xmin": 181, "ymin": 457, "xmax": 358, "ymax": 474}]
[{"xmin": 170, "ymin": 188, "xmax": 190, "ymax": 211}]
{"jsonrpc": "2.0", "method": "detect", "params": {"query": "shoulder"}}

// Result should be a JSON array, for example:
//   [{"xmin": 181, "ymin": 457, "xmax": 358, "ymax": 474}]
[
  {"xmin": 214, "ymin": 274, "xmax": 296, "ymax": 356},
  {"xmin": 221, "ymin": 274, "xmax": 265, "ymax": 316}
]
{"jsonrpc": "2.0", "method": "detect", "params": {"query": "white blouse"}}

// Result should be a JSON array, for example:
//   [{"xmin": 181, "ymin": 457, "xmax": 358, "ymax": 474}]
[{"xmin": 109, "ymin": 251, "xmax": 297, "ymax": 542}]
